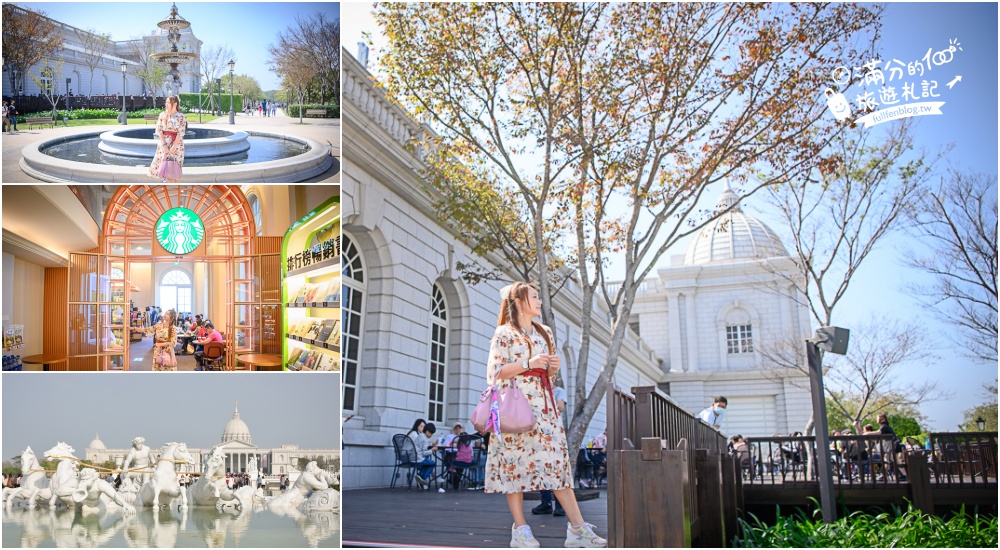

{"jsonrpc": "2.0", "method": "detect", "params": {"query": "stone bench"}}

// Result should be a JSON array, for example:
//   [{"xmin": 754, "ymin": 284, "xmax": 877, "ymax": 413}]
[
  {"xmin": 305, "ymin": 109, "xmax": 327, "ymax": 117},
  {"xmin": 25, "ymin": 116, "xmax": 55, "ymax": 129}
]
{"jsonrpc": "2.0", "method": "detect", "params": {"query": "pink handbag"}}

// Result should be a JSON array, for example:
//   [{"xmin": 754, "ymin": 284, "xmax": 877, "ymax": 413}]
[
  {"xmin": 157, "ymin": 158, "xmax": 182, "ymax": 179},
  {"xmin": 471, "ymin": 383, "xmax": 536, "ymax": 435}
]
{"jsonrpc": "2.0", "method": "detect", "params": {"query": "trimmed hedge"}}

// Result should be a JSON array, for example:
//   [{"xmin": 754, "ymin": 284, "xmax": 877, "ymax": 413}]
[
  {"xmin": 178, "ymin": 92, "xmax": 243, "ymax": 113},
  {"xmin": 286, "ymin": 104, "xmax": 339, "ymax": 118},
  {"xmin": 15, "ymin": 108, "xmax": 165, "ymax": 122}
]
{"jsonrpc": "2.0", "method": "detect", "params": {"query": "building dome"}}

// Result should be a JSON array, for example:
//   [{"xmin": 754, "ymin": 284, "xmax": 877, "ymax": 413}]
[
  {"xmin": 88, "ymin": 433, "xmax": 106, "ymax": 450},
  {"xmin": 221, "ymin": 402, "xmax": 252, "ymax": 444},
  {"xmin": 683, "ymin": 184, "xmax": 787, "ymax": 265}
]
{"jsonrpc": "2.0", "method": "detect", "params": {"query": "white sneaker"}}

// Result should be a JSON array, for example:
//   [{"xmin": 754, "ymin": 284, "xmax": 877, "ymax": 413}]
[
  {"xmin": 565, "ymin": 522, "xmax": 607, "ymax": 548},
  {"xmin": 510, "ymin": 523, "xmax": 540, "ymax": 548}
]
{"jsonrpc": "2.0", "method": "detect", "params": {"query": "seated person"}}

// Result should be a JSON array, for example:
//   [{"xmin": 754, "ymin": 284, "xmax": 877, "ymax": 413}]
[
  {"xmin": 193, "ymin": 322, "xmax": 223, "ymax": 370},
  {"xmin": 412, "ymin": 423, "xmax": 438, "ymax": 488},
  {"xmin": 178, "ymin": 316, "xmax": 203, "ymax": 355},
  {"xmin": 450, "ymin": 431, "xmax": 477, "ymax": 490}
]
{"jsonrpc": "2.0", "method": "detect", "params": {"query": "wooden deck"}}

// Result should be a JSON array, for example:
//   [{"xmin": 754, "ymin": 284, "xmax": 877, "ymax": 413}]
[{"xmin": 342, "ymin": 488, "xmax": 608, "ymax": 548}]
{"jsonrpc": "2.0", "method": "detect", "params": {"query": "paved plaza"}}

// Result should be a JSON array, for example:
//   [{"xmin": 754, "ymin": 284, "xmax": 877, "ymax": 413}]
[{"xmin": 0, "ymin": 109, "xmax": 340, "ymax": 183}]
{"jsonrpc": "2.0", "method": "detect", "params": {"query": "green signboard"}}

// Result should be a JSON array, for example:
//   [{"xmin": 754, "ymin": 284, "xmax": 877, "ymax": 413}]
[{"xmin": 156, "ymin": 207, "xmax": 205, "ymax": 255}]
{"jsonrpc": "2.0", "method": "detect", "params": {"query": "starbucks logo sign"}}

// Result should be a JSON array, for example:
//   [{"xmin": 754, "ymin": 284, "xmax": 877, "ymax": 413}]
[{"xmin": 156, "ymin": 207, "xmax": 205, "ymax": 255}]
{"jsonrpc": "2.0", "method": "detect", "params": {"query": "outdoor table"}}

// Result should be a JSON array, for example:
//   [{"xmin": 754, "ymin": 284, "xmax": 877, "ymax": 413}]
[
  {"xmin": 236, "ymin": 353, "xmax": 282, "ymax": 372},
  {"xmin": 21, "ymin": 353, "xmax": 67, "ymax": 371}
]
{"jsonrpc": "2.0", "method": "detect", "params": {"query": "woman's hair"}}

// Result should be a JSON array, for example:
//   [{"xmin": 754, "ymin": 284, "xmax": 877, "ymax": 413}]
[
  {"xmin": 497, "ymin": 281, "xmax": 554, "ymax": 354},
  {"xmin": 407, "ymin": 418, "xmax": 426, "ymax": 436},
  {"xmin": 162, "ymin": 309, "xmax": 178, "ymax": 341},
  {"xmin": 876, "ymin": 413, "xmax": 888, "ymax": 425},
  {"xmin": 165, "ymin": 95, "xmax": 179, "ymax": 111}
]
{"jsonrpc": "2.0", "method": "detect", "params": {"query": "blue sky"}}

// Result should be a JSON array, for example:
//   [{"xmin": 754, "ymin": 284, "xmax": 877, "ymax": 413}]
[
  {"xmin": 344, "ymin": 3, "xmax": 998, "ymax": 431},
  {"xmin": 2, "ymin": 374, "xmax": 341, "ymax": 461},
  {"xmin": 12, "ymin": 1, "xmax": 341, "ymax": 91}
]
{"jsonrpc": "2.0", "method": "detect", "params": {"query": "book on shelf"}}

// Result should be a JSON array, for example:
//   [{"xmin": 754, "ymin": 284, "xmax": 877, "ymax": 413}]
[
  {"xmin": 316, "ymin": 320, "xmax": 335, "ymax": 343},
  {"xmin": 304, "ymin": 322, "xmax": 322, "ymax": 341},
  {"xmin": 288, "ymin": 347, "xmax": 303, "ymax": 365},
  {"xmin": 324, "ymin": 276, "xmax": 341, "ymax": 303},
  {"xmin": 304, "ymin": 282, "xmax": 322, "ymax": 303},
  {"xmin": 325, "ymin": 320, "xmax": 341, "ymax": 346},
  {"xmin": 292, "ymin": 284, "xmax": 309, "ymax": 304},
  {"xmin": 316, "ymin": 353, "xmax": 338, "ymax": 371},
  {"xmin": 293, "ymin": 322, "xmax": 314, "ymax": 338}
]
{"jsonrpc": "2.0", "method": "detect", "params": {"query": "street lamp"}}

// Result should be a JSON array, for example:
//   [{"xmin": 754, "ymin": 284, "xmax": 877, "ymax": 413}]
[
  {"xmin": 976, "ymin": 417, "xmax": 986, "ymax": 432},
  {"xmin": 65, "ymin": 78, "xmax": 71, "ymax": 112},
  {"xmin": 228, "ymin": 59, "xmax": 235, "ymax": 125},
  {"xmin": 120, "ymin": 61, "xmax": 128, "ymax": 126},
  {"xmin": 806, "ymin": 326, "xmax": 850, "ymax": 524},
  {"xmin": 213, "ymin": 78, "xmax": 220, "ymax": 116}
]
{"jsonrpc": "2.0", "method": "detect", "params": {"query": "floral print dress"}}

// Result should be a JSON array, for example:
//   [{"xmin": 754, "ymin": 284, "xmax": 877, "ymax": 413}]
[
  {"xmin": 148, "ymin": 111, "xmax": 187, "ymax": 179},
  {"xmin": 152, "ymin": 324, "xmax": 177, "ymax": 371},
  {"xmin": 484, "ymin": 324, "xmax": 573, "ymax": 494}
]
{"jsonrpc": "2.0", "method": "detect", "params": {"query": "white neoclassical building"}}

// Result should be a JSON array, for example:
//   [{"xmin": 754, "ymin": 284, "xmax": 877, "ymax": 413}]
[
  {"xmin": 628, "ymin": 187, "xmax": 814, "ymax": 438},
  {"xmin": 341, "ymin": 46, "xmax": 814, "ymax": 487},
  {"xmin": 2, "ymin": 4, "xmax": 202, "ymax": 98},
  {"xmin": 85, "ymin": 403, "xmax": 339, "ymax": 477}
]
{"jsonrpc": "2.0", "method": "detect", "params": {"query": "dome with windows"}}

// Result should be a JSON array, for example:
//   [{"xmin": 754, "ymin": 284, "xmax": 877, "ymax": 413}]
[
  {"xmin": 88, "ymin": 433, "xmax": 106, "ymax": 450},
  {"xmin": 683, "ymin": 184, "xmax": 788, "ymax": 265},
  {"xmin": 221, "ymin": 402, "xmax": 252, "ymax": 444}
]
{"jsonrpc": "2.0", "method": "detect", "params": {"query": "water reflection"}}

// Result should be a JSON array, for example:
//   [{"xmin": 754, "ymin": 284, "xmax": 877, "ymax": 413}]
[{"xmin": 2, "ymin": 504, "xmax": 339, "ymax": 548}]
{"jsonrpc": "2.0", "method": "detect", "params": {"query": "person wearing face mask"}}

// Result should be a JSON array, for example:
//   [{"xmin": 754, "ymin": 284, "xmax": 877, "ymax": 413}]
[{"xmin": 698, "ymin": 396, "xmax": 728, "ymax": 430}]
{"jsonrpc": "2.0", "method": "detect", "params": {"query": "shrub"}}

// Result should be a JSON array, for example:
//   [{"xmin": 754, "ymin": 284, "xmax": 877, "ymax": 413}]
[
  {"xmin": 735, "ymin": 503, "xmax": 998, "ymax": 548},
  {"xmin": 178, "ymin": 92, "xmax": 243, "ymax": 113},
  {"xmin": 286, "ymin": 104, "xmax": 339, "ymax": 118}
]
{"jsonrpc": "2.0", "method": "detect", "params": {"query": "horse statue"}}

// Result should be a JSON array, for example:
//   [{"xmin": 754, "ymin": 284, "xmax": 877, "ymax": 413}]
[
  {"xmin": 134, "ymin": 442, "xmax": 193, "ymax": 510},
  {"xmin": 38, "ymin": 442, "xmax": 80, "ymax": 508},
  {"xmin": 3, "ymin": 447, "xmax": 49, "ymax": 508},
  {"xmin": 188, "ymin": 446, "xmax": 249, "ymax": 509}
]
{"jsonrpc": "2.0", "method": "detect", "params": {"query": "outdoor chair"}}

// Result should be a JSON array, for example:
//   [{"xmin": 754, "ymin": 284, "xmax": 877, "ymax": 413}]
[
  {"xmin": 390, "ymin": 434, "xmax": 420, "ymax": 490},
  {"xmin": 449, "ymin": 445, "xmax": 482, "ymax": 490}
]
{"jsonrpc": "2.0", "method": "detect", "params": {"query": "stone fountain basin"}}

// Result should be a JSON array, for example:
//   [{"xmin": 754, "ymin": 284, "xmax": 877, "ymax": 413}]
[
  {"xmin": 98, "ymin": 127, "xmax": 251, "ymax": 158},
  {"xmin": 20, "ymin": 130, "xmax": 334, "ymax": 183}
]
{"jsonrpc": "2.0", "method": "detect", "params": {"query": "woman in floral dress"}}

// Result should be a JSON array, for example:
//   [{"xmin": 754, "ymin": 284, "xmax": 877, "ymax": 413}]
[
  {"xmin": 145, "ymin": 308, "xmax": 178, "ymax": 371},
  {"xmin": 148, "ymin": 95, "xmax": 187, "ymax": 182},
  {"xmin": 484, "ymin": 282, "xmax": 606, "ymax": 548}
]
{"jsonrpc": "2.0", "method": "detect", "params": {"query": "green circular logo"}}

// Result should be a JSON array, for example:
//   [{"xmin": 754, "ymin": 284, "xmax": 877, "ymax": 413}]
[{"xmin": 156, "ymin": 207, "xmax": 205, "ymax": 255}]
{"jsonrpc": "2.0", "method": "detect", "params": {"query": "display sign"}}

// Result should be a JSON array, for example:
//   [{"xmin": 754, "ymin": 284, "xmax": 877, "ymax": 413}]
[
  {"xmin": 286, "ymin": 236, "xmax": 340, "ymax": 273},
  {"xmin": 156, "ymin": 207, "xmax": 205, "ymax": 255}
]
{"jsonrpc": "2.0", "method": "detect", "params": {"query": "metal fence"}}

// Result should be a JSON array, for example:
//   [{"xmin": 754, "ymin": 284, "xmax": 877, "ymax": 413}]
[{"xmin": 2, "ymin": 95, "xmax": 165, "ymax": 114}]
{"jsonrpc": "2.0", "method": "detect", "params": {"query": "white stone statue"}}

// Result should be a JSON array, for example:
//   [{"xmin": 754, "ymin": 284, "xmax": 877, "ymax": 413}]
[
  {"xmin": 267, "ymin": 461, "xmax": 329, "ymax": 508},
  {"xmin": 121, "ymin": 436, "xmax": 152, "ymax": 492},
  {"xmin": 72, "ymin": 468, "xmax": 136, "ymax": 515},
  {"xmin": 189, "ymin": 446, "xmax": 250, "ymax": 509},
  {"xmin": 38, "ymin": 442, "xmax": 79, "ymax": 508},
  {"xmin": 134, "ymin": 442, "xmax": 193, "ymax": 509},
  {"xmin": 3, "ymin": 447, "xmax": 49, "ymax": 508},
  {"xmin": 247, "ymin": 456, "xmax": 258, "ymax": 479}
]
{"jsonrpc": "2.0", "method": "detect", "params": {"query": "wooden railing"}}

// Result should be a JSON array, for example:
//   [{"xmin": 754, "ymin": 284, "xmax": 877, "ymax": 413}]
[{"xmin": 928, "ymin": 432, "xmax": 998, "ymax": 485}]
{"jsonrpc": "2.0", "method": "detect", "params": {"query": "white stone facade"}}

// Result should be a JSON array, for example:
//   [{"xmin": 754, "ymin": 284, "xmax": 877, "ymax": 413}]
[
  {"xmin": 341, "ymin": 49, "xmax": 662, "ymax": 489},
  {"xmin": 630, "ymin": 189, "xmax": 815, "ymax": 438},
  {"xmin": 84, "ymin": 404, "xmax": 339, "ymax": 476},
  {"xmin": 3, "ymin": 5, "xmax": 202, "ymax": 98}
]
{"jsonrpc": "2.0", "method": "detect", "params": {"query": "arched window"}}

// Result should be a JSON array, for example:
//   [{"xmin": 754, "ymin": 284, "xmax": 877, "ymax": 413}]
[
  {"xmin": 159, "ymin": 269, "xmax": 192, "ymax": 315},
  {"xmin": 342, "ymin": 235, "xmax": 365, "ymax": 412},
  {"xmin": 247, "ymin": 192, "xmax": 263, "ymax": 236},
  {"xmin": 427, "ymin": 285, "xmax": 448, "ymax": 423},
  {"xmin": 110, "ymin": 267, "xmax": 124, "ymax": 280}
]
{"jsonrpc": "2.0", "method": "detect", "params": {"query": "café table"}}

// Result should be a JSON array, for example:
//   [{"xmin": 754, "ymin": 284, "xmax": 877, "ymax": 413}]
[
  {"xmin": 236, "ymin": 353, "xmax": 282, "ymax": 372},
  {"xmin": 22, "ymin": 353, "xmax": 67, "ymax": 372}
]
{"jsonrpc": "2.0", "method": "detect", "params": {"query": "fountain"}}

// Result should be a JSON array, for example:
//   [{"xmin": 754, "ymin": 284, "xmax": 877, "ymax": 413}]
[
  {"xmin": 16, "ymin": 3, "xmax": 335, "ymax": 183},
  {"xmin": 2, "ymin": 443, "xmax": 341, "ymax": 548}
]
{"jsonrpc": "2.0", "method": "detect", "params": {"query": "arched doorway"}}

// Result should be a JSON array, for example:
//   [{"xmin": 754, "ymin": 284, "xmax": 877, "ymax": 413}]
[{"xmin": 66, "ymin": 186, "xmax": 282, "ymax": 370}]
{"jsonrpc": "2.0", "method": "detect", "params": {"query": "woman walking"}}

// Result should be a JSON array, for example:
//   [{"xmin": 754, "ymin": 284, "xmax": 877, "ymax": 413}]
[
  {"xmin": 148, "ymin": 95, "xmax": 187, "ymax": 183},
  {"xmin": 484, "ymin": 282, "xmax": 606, "ymax": 548},
  {"xmin": 145, "ymin": 308, "xmax": 178, "ymax": 371}
]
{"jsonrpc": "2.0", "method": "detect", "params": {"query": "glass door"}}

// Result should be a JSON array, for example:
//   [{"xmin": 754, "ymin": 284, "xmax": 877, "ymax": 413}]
[{"xmin": 68, "ymin": 253, "xmax": 100, "ymax": 371}]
